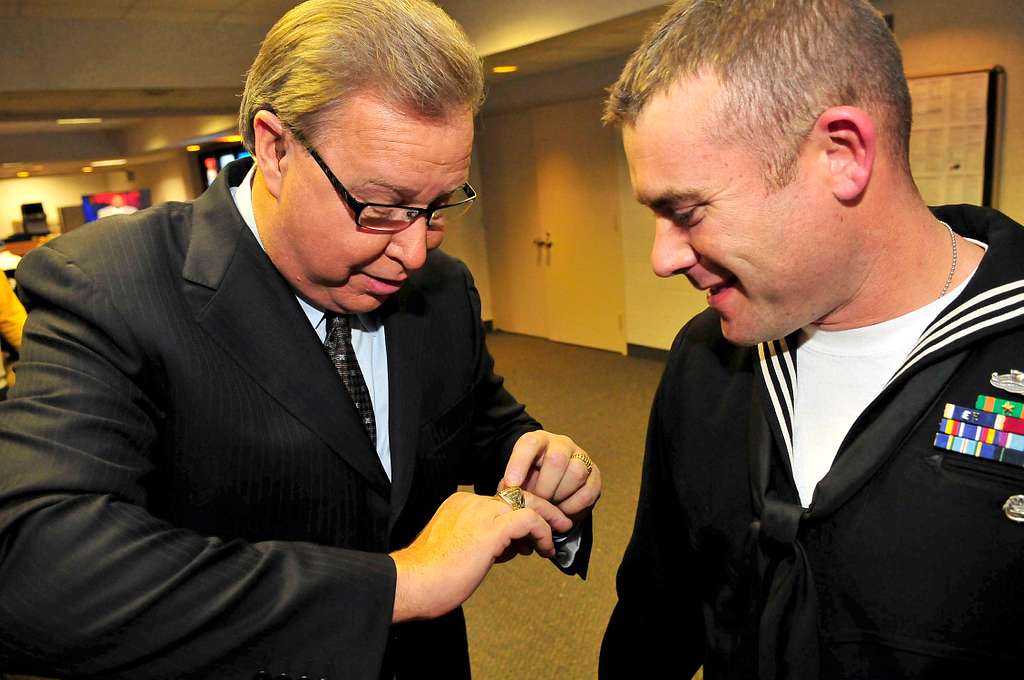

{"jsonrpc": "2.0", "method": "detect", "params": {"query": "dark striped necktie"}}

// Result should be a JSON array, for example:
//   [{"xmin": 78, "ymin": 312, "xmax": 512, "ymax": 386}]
[{"xmin": 325, "ymin": 313, "xmax": 376, "ymax": 447}]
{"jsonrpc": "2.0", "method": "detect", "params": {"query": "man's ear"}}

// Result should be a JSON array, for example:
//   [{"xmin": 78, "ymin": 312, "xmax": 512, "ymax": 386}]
[
  {"xmin": 813, "ymin": 106, "xmax": 876, "ymax": 202},
  {"xmin": 252, "ymin": 110, "xmax": 290, "ymax": 199}
]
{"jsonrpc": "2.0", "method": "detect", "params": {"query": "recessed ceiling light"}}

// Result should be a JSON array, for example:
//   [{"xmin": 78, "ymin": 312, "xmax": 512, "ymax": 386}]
[
  {"xmin": 492, "ymin": 65, "xmax": 519, "ymax": 74},
  {"xmin": 215, "ymin": 134, "xmax": 243, "ymax": 143},
  {"xmin": 91, "ymin": 159, "xmax": 127, "ymax": 167},
  {"xmin": 82, "ymin": 166, "xmax": 94, "ymax": 173},
  {"xmin": 57, "ymin": 118, "xmax": 103, "ymax": 125},
  {"xmin": 16, "ymin": 171, "xmax": 30, "ymax": 178},
  {"xmin": 186, "ymin": 144, "xmax": 201, "ymax": 152}
]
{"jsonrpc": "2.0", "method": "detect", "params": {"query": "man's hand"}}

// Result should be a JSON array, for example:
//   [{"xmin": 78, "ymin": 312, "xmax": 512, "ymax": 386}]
[
  {"xmin": 390, "ymin": 490, "xmax": 572, "ymax": 622},
  {"xmin": 501, "ymin": 430, "xmax": 601, "ymax": 523}
]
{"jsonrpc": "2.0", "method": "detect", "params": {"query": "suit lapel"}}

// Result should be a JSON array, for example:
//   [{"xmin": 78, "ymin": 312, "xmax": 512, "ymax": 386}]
[
  {"xmin": 179, "ymin": 160, "xmax": 391, "ymax": 497},
  {"xmin": 382, "ymin": 284, "xmax": 426, "ymax": 528}
]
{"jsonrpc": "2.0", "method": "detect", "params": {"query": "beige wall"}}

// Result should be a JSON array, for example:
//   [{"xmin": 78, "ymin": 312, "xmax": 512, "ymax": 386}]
[
  {"xmin": 0, "ymin": 154, "xmax": 195, "ymax": 239},
  {"xmin": 441, "ymin": 147, "xmax": 494, "ymax": 321},
  {"xmin": 615, "ymin": 143, "xmax": 709, "ymax": 350},
  {"xmin": 876, "ymin": 0, "xmax": 1024, "ymax": 222},
  {"xmin": 123, "ymin": 116, "xmax": 238, "ymax": 156},
  {"xmin": 0, "ymin": 172, "xmax": 111, "ymax": 238},
  {"xmin": 117, "ymin": 155, "xmax": 196, "ymax": 206}
]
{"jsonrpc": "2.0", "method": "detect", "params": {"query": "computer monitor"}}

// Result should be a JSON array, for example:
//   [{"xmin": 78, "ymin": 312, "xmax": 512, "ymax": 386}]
[
  {"xmin": 196, "ymin": 143, "xmax": 249, "ymax": 191},
  {"xmin": 82, "ymin": 190, "xmax": 151, "ymax": 223}
]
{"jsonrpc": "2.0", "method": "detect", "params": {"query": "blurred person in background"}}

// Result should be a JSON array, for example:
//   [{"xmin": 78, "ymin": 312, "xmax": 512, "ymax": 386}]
[{"xmin": 0, "ymin": 278, "xmax": 25, "ymax": 400}]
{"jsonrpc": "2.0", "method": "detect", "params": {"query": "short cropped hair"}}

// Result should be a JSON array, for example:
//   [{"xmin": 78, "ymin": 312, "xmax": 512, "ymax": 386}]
[
  {"xmin": 239, "ymin": 0, "xmax": 484, "ymax": 153},
  {"xmin": 605, "ymin": 0, "xmax": 912, "ymax": 187}
]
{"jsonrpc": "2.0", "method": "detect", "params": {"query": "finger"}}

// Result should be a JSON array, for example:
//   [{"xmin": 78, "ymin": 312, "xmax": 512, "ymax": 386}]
[
  {"xmin": 499, "ymin": 466, "xmax": 541, "ymax": 494},
  {"xmin": 519, "ymin": 466, "xmax": 542, "ymax": 494},
  {"xmin": 532, "ymin": 441, "xmax": 571, "ymax": 501},
  {"xmin": 551, "ymin": 450, "xmax": 593, "ymax": 503},
  {"xmin": 523, "ymin": 490, "xmax": 573, "ymax": 534},
  {"xmin": 490, "ymin": 489, "xmax": 570, "ymax": 531},
  {"xmin": 496, "ymin": 508, "xmax": 555, "ymax": 557},
  {"xmin": 502, "ymin": 431, "xmax": 547, "ymax": 488},
  {"xmin": 557, "ymin": 463, "xmax": 602, "ymax": 518}
]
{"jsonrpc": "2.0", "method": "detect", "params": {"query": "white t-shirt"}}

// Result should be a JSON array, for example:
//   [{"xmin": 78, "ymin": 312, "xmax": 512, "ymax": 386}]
[{"xmin": 792, "ymin": 259, "xmax": 981, "ymax": 507}]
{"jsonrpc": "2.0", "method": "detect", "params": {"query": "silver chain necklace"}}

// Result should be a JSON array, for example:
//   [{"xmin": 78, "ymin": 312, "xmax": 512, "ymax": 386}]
[{"xmin": 939, "ymin": 220, "xmax": 958, "ymax": 298}]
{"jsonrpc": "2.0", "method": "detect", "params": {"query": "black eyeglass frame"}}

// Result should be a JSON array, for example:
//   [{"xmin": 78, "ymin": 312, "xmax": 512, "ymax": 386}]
[{"xmin": 288, "ymin": 126, "xmax": 477, "ymax": 233}]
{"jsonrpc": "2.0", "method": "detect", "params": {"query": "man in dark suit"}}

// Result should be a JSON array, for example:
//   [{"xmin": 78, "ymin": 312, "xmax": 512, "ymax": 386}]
[{"xmin": 0, "ymin": 1, "xmax": 600, "ymax": 678}]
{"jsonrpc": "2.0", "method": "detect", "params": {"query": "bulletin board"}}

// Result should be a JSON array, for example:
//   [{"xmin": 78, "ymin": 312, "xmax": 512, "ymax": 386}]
[{"xmin": 907, "ymin": 67, "xmax": 1002, "ymax": 207}]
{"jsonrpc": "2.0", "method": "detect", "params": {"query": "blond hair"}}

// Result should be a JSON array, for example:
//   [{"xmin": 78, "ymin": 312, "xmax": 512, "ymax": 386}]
[
  {"xmin": 239, "ymin": 0, "xmax": 484, "ymax": 152},
  {"xmin": 605, "ymin": 0, "xmax": 912, "ymax": 187}
]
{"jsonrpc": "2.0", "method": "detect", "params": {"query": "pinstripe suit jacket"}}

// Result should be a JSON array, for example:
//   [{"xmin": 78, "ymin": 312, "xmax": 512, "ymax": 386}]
[{"xmin": 0, "ymin": 159, "xmax": 539, "ymax": 679}]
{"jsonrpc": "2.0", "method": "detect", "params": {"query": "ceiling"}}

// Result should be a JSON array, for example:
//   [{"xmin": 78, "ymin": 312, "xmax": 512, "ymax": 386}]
[
  {"xmin": 0, "ymin": 1, "xmax": 667, "ymax": 179},
  {"xmin": 0, "ymin": 0, "xmax": 297, "ymax": 23},
  {"xmin": 480, "ymin": 6, "xmax": 666, "ymax": 82},
  {"xmin": 0, "ymin": 118, "xmax": 139, "ymax": 134},
  {"xmin": 0, "ymin": 88, "xmax": 240, "ymax": 123}
]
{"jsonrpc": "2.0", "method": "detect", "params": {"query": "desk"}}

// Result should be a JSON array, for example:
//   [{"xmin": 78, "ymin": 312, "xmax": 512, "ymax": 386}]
[
  {"xmin": 3, "ymin": 234, "xmax": 56, "ymax": 256},
  {"xmin": 2, "ymin": 235, "xmax": 56, "ymax": 278}
]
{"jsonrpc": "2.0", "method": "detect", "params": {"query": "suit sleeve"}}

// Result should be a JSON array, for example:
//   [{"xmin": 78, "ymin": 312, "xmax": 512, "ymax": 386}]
[
  {"xmin": 599, "ymin": 338, "xmax": 706, "ymax": 677},
  {"xmin": 0, "ymin": 245, "xmax": 395, "ymax": 679}
]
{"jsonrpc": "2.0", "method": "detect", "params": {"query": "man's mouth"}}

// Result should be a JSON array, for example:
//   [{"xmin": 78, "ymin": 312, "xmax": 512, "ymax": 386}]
[
  {"xmin": 364, "ymin": 273, "xmax": 405, "ymax": 295},
  {"xmin": 705, "ymin": 278, "xmax": 738, "ymax": 304},
  {"xmin": 707, "ymin": 279, "xmax": 734, "ymax": 295}
]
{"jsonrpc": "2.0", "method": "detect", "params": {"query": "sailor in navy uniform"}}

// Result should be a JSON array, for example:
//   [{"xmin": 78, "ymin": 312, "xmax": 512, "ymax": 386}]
[{"xmin": 599, "ymin": 0, "xmax": 1024, "ymax": 677}]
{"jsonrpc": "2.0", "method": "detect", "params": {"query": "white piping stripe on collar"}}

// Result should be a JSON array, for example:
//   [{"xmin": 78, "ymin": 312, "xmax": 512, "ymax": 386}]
[
  {"xmin": 779, "ymin": 336, "xmax": 797, "ymax": 400},
  {"xmin": 890, "ymin": 303, "xmax": 1024, "ymax": 386},
  {"xmin": 758, "ymin": 339, "xmax": 795, "ymax": 458},
  {"xmin": 772, "ymin": 337, "xmax": 796, "ymax": 422},
  {"xmin": 912, "ymin": 280, "xmax": 1024, "ymax": 358},
  {"xmin": 906, "ymin": 290, "xmax": 1024, "ymax": 367}
]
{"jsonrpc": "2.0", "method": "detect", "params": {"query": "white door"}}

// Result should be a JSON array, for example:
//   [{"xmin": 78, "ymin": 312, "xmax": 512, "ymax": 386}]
[{"xmin": 480, "ymin": 95, "xmax": 627, "ymax": 354}]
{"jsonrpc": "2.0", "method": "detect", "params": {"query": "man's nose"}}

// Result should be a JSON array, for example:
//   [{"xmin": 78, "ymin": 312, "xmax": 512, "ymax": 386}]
[
  {"xmin": 650, "ymin": 219, "xmax": 698, "ymax": 278},
  {"xmin": 385, "ymin": 217, "xmax": 429, "ymax": 271}
]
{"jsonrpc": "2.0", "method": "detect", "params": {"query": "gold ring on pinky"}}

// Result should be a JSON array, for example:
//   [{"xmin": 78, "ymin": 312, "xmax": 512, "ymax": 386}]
[
  {"xmin": 571, "ymin": 450, "xmax": 593, "ymax": 473},
  {"xmin": 494, "ymin": 486, "xmax": 526, "ymax": 511}
]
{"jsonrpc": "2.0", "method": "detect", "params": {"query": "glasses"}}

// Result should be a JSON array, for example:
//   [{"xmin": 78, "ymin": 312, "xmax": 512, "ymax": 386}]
[{"xmin": 289, "ymin": 126, "xmax": 476, "ymax": 233}]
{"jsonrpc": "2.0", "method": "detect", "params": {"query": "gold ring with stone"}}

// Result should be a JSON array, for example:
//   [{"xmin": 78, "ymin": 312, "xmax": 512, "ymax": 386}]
[
  {"xmin": 494, "ymin": 486, "xmax": 526, "ymax": 510},
  {"xmin": 570, "ymin": 450, "xmax": 593, "ymax": 473}
]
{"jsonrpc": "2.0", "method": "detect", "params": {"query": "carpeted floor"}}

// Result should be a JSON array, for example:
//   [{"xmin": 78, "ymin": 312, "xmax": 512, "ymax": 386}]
[{"xmin": 462, "ymin": 331, "xmax": 701, "ymax": 680}]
